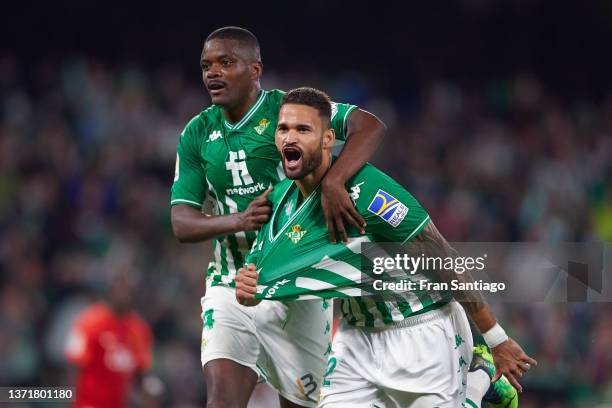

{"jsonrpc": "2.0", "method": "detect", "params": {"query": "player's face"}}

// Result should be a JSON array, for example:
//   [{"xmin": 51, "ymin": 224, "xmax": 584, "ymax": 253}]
[
  {"xmin": 200, "ymin": 39, "xmax": 260, "ymax": 107},
  {"xmin": 108, "ymin": 275, "xmax": 134, "ymax": 313},
  {"xmin": 276, "ymin": 104, "xmax": 334, "ymax": 180}
]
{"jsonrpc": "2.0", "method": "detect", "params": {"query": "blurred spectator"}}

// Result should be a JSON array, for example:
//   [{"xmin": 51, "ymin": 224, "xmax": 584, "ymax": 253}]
[{"xmin": 64, "ymin": 272, "xmax": 157, "ymax": 407}]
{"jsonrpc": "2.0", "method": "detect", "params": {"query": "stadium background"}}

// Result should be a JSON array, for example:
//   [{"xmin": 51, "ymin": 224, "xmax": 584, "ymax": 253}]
[{"xmin": 1, "ymin": 1, "xmax": 612, "ymax": 406}]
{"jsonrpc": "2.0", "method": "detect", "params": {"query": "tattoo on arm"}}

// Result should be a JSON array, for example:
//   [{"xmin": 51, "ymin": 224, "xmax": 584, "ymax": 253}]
[{"xmin": 410, "ymin": 222, "xmax": 487, "ymax": 316}]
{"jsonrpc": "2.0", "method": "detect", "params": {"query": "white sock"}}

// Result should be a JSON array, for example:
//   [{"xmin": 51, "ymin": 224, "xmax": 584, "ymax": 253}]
[{"xmin": 465, "ymin": 369, "xmax": 490, "ymax": 408}]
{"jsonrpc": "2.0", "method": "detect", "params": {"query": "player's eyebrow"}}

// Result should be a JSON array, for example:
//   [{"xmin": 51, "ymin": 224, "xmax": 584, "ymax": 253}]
[{"xmin": 200, "ymin": 53, "xmax": 233, "ymax": 64}]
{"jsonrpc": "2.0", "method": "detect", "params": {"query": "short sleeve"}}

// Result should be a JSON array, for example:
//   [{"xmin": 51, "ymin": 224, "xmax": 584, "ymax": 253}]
[
  {"xmin": 330, "ymin": 102, "xmax": 358, "ymax": 142},
  {"xmin": 352, "ymin": 167, "xmax": 430, "ymax": 243},
  {"xmin": 135, "ymin": 319, "xmax": 153, "ymax": 372},
  {"xmin": 65, "ymin": 312, "xmax": 94, "ymax": 366},
  {"xmin": 170, "ymin": 116, "xmax": 207, "ymax": 209}
]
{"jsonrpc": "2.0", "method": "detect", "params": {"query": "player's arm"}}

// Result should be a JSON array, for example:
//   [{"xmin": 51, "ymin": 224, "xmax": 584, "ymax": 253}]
[
  {"xmin": 170, "ymin": 117, "xmax": 272, "ymax": 243},
  {"xmin": 322, "ymin": 108, "xmax": 386, "ymax": 243},
  {"xmin": 411, "ymin": 222, "xmax": 538, "ymax": 392},
  {"xmin": 171, "ymin": 189, "xmax": 271, "ymax": 243}
]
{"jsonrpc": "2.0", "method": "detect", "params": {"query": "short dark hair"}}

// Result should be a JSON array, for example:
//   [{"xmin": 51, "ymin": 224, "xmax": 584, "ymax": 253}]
[
  {"xmin": 206, "ymin": 26, "xmax": 261, "ymax": 61},
  {"xmin": 281, "ymin": 87, "xmax": 332, "ymax": 125}
]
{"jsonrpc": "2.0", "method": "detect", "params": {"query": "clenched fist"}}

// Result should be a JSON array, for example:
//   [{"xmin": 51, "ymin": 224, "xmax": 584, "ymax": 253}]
[{"xmin": 235, "ymin": 263, "xmax": 261, "ymax": 307}]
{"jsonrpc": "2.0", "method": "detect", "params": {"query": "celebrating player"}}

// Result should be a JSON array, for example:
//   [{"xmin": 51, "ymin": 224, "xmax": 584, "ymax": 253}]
[
  {"xmin": 170, "ymin": 27, "xmax": 386, "ymax": 407},
  {"xmin": 235, "ymin": 87, "xmax": 537, "ymax": 407}
]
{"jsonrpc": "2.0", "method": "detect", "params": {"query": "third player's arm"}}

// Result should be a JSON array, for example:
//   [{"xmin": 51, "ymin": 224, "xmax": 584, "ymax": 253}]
[
  {"xmin": 326, "ymin": 109, "xmax": 386, "ymax": 187},
  {"xmin": 410, "ymin": 221, "xmax": 537, "ymax": 391},
  {"xmin": 322, "ymin": 109, "xmax": 387, "ymax": 242},
  {"xmin": 411, "ymin": 222, "xmax": 493, "ymax": 328},
  {"xmin": 171, "ymin": 188, "xmax": 272, "ymax": 243}
]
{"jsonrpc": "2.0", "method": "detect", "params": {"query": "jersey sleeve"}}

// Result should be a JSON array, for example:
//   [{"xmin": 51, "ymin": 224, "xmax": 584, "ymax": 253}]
[
  {"xmin": 135, "ymin": 318, "xmax": 153, "ymax": 372},
  {"xmin": 170, "ymin": 115, "xmax": 207, "ymax": 209},
  {"xmin": 353, "ymin": 166, "xmax": 430, "ymax": 243},
  {"xmin": 330, "ymin": 102, "xmax": 358, "ymax": 142},
  {"xmin": 65, "ymin": 310, "xmax": 95, "ymax": 366}
]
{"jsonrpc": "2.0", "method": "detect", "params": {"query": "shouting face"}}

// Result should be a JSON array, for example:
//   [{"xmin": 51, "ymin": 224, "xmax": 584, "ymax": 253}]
[{"xmin": 276, "ymin": 103, "xmax": 334, "ymax": 180}]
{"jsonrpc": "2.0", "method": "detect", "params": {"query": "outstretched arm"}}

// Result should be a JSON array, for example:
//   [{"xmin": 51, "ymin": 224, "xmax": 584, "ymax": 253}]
[
  {"xmin": 411, "ymin": 222, "xmax": 537, "ymax": 391},
  {"xmin": 322, "ymin": 109, "xmax": 386, "ymax": 243}
]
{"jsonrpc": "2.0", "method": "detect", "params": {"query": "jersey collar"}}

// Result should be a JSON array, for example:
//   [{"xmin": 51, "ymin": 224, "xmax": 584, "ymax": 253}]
[
  {"xmin": 268, "ymin": 181, "xmax": 321, "ymax": 243},
  {"xmin": 223, "ymin": 90, "xmax": 266, "ymax": 131}
]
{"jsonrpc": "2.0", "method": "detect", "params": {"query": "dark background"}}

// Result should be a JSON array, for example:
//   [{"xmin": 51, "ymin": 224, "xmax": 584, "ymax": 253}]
[
  {"xmin": 1, "ymin": 1, "xmax": 611, "ymax": 407},
  {"xmin": 4, "ymin": 1, "xmax": 612, "ymax": 100}
]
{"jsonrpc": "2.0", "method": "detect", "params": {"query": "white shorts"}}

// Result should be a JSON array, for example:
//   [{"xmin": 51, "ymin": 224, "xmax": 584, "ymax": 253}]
[
  {"xmin": 319, "ymin": 301, "xmax": 473, "ymax": 408},
  {"xmin": 200, "ymin": 286, "xmax": 332, "ymax": 407}
]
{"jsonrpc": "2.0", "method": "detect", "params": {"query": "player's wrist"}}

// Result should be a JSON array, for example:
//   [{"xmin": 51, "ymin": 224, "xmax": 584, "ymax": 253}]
[
  {"xmin": 321, "ymin": 171, "xmax": 345, "ymax": 188},
  {"xmin": 483, "ymin": 323, "xmax": 508, "ymax": 349},
  {"xmin": 234, "ymin": 212, "xmax": 247, "ymax": 231}
]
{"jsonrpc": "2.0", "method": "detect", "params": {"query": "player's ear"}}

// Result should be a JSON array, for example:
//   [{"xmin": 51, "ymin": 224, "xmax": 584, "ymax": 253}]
[
  {"xmin": 323, "ymin": 128, "xmax": 335, "ymax": 149},
  {"xmin": 251, "ymin": 61, "xmax": 263, "ymax": 80}
]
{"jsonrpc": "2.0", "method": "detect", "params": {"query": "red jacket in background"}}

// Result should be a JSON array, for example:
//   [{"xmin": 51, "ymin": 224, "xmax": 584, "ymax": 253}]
[{"xmin": 65, "ymin": 302, "xmax": 153, "ymax": 408}]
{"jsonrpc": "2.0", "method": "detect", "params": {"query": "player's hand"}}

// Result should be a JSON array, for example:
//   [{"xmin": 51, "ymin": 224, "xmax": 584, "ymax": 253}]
[
  {"xmin": 321, "ymin": 178, "xmax": 366, "ymax": 244},
  {"xmin": 238, "ymin": 188, "xmax": 272, "ymax": 231},
  {"xmin": 491, "ymin": 337, "xmax": 537, "ymax": 392},
  {"xmin": 235, "ymin": 263, "xmax": 261, "ymax": 307}
]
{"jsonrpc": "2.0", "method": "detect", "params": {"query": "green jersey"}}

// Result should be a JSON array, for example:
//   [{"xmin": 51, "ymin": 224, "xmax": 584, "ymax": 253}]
[
  {"xmin": 170, "ymin": 89, "xmax": 357, "ymax": 288},
  {"xmin": 247, "ymin": 161, "xmax": 451, "ymax": 328}
]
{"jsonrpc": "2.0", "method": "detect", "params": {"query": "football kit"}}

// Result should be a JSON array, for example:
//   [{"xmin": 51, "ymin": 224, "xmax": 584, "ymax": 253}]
[{"xmin": 246, "ymin": 162, "xmax": 473, "ymax": 407}]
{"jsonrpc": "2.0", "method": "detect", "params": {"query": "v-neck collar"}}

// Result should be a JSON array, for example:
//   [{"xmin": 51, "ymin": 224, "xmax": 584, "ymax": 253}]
[
  {"xmin": 268, "ymin": 182, "xmax": 321, "ymax": 243},
  {"xmin": 223, "ymin": 90, "xmax": 266, "ymax": 130}
]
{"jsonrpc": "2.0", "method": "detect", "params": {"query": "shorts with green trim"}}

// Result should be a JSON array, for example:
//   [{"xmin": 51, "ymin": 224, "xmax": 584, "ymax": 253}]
[
  {"xmin": 201, "ymin": 285, "xmax": 332, "ymax": 407},
  {"xmin": 319, "ymin": 301, "xmax": 473, "ymax": 408}
]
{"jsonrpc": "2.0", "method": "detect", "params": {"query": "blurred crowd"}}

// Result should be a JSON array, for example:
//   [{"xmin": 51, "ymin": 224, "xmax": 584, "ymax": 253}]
[{"xmin": 0, "ymin": 55, "xmax": 610, "ymax": 407}]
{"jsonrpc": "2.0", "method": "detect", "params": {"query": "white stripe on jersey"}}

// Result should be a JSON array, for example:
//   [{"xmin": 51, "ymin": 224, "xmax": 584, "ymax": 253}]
[
  {"xmin": 276, "ymin": 161, "xmax": 286, "ymax": 181},
  {"xmin": 312, "ymin": 256, "xmax": 362, "ymax": 284}
]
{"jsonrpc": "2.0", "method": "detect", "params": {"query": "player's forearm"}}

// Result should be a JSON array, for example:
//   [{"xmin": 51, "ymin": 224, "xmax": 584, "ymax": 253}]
[
  {"xmin": 171, "ymin": 204, "xmax": 242, "ymax": 243},
  {"xmin": 411, "ymin": 222, "xmax": 492, "ymax": 327},
  {"xmin": 324, "ymin": 109, "xmax": 386, "ymax": 185}
]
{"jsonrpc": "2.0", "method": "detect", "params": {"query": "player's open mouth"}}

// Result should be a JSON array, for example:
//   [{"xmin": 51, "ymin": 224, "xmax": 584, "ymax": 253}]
[
  {"xmin": 207, "ymin": 81, "xmax": 226, "ymax": 96},
  {"xmin": 282, "ymin": 146, "xmax": 302, "ymax": 170}
]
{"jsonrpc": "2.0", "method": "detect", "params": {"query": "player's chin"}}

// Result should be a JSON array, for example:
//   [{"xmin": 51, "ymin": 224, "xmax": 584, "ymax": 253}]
[
  {"xmin": 283, "ymin": 165, "xmax": 304, "ymax": 180},
  {"xmin": 208, "ymin": 90, "xmax": 231, "ymax": 106}
]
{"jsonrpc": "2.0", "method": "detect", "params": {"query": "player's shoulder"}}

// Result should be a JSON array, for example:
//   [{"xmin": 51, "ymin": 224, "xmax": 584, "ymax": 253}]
[
  {"xmin": 74, "ymin": 302, "xmax": 112, "ymax": 331},
  {"xmin": 181, "ymin": 105, "xmax": 222, "ymax": 137},
  {"xmin": 262, "ymin": 89, "xmax": 286, "ymax": 108},
  {"xmin": 126, "ymin": 313, "xmax": 153, "ymax": 337},
  {"xmin": 346, "ymin": 163, "xmax": 415, "ymax": 212}
]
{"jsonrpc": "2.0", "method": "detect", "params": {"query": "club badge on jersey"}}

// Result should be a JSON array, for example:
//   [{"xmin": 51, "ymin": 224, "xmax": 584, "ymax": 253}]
[{"xmin": 286, "ymin": 225, "xmax": 307, "ymax": 244}]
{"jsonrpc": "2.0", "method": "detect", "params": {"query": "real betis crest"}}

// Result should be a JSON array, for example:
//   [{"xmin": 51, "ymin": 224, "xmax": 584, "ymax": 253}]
[
  {"xmin": 286, "ymin": 224, "xmax": 307, "ymax": 244},
  {"xmin": 254, "ymin": 118, "xmax": 270, "ymax": 135}
]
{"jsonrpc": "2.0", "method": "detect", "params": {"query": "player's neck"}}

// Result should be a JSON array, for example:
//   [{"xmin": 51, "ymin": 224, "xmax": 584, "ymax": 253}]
[
  {"xmin": 295, "ymin": 154, "xmax": 331, "ymax": 198},
  {"xmin": 224, "ymin": 86, "xmax": 261, "ymax": 124}
]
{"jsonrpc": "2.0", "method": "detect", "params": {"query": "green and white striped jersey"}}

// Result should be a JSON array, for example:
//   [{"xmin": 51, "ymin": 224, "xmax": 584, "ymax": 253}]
[
  {"xmin": 247, "ymin": 161, "xmax": 452, "ymax": 328},
  {"xmin": 170, "ymin": 89, "xmax": 357, "ymax": 288}
]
